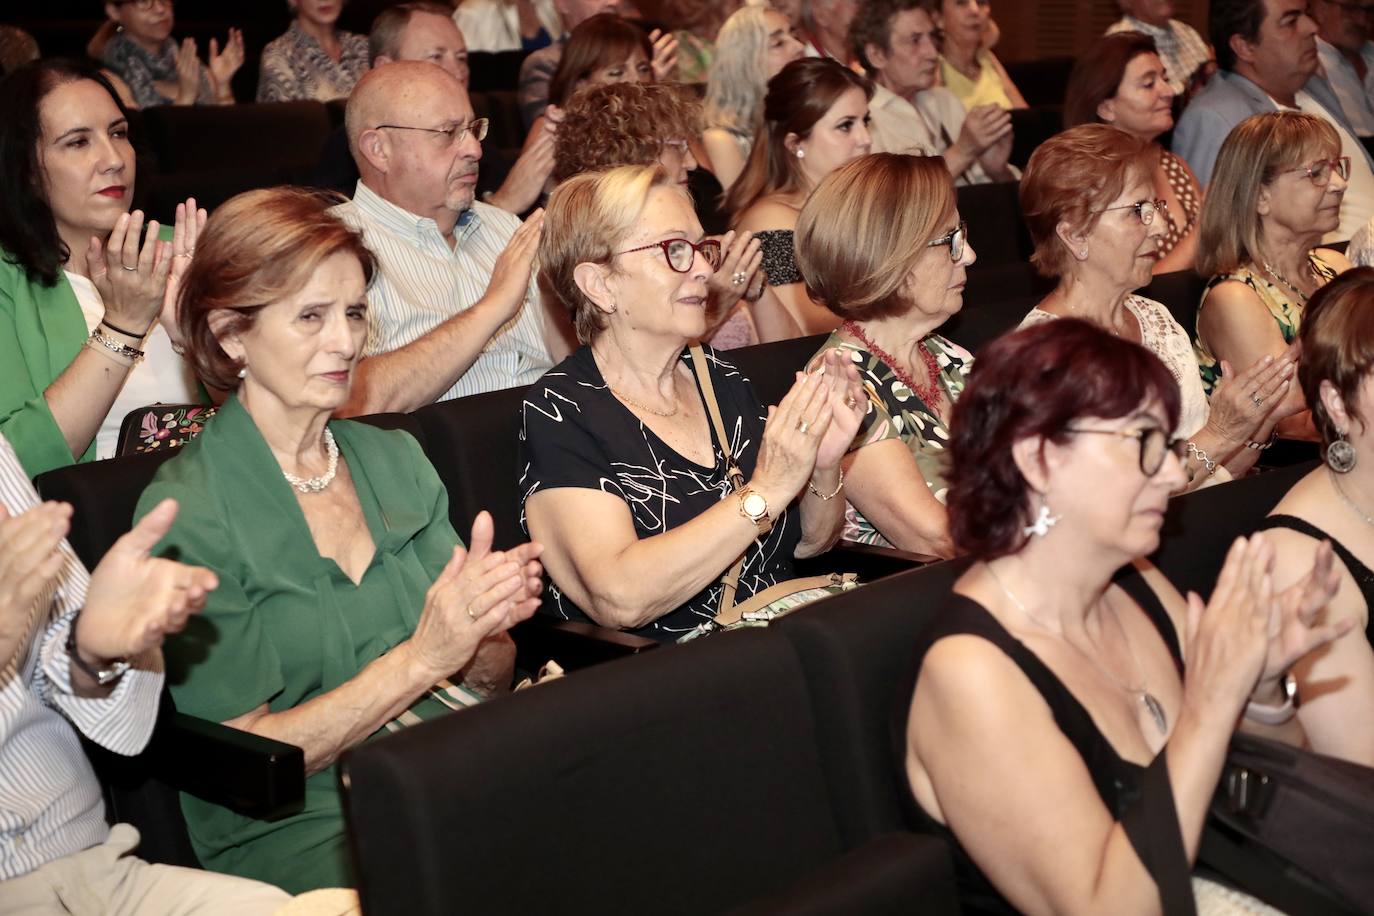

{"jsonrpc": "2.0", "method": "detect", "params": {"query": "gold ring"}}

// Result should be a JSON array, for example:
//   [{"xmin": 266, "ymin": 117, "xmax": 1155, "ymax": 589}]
[
  {"xmin": 844, "ymin": 395, "xmax": 857, "ymax": 409},
  {"xmin": 466, "ymin": 604, "xmax": 477, "ymax": 621},
  {"xmin": 797, "ymin": 420, "xmax": 810, "ymax": 434},
  {"xmin": 121, "ymin": 265, "xmax": 138, "ymax": 272}
]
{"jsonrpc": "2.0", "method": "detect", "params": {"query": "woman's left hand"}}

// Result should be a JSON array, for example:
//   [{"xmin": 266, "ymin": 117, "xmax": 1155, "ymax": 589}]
[
  {"xmin": 1206, "ymin": 354, "xmax": 1294, "ymax": 446},
  {"xmin": 705, "ymin": 230, "xmax": 763, "ymax": 320},
  {"xmin": 1260, "ymin": 539, "xmax": 1353, "ymax": 685},
  {"xmin": 812, "ymin": 348, "xmax": 865, "ymax": 471},
  {"xmin": 160, "ymin": 198, "xmax": 207, "ymax": 349},
  {"xmin": 648, "ymin": 29, "xmax": 679, "ymax": 81},
  {"xmin": 207, "ymin": 28, "xmax": 245, "ymax": 97}
]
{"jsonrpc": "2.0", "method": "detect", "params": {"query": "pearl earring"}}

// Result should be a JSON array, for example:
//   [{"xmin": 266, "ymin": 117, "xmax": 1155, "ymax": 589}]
[
  {"xmin": 237, "ymin": 367, "xmax": 247, "ymax": 379},
  {"xmin": 795, "ymin": 148, "xmax": 805, "ymax": 159}
]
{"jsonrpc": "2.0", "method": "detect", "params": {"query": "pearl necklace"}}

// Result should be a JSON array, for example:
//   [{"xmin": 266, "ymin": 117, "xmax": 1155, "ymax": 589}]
[
  {"xmin": 842, "ymin": 321, "xmax": 945, "ymax": 418},
  {"xmin": 984, "ymin": 561, "xmax": 1169, "ymax": 736},
  {"xmin": 283, "ymin": 428, "xmax": 339, "ymax": 494}
]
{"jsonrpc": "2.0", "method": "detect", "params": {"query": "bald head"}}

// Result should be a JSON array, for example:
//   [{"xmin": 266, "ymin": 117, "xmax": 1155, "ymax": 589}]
[{"xmin": 345, "ymin": 61, "xmax": 483, "ymax": 227}]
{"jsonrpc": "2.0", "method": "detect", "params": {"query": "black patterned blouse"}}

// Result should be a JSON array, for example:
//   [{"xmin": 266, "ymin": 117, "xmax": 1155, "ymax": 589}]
[{"xmin": 756, "ymin": 229, "xmax": 803, "ymax": 286}]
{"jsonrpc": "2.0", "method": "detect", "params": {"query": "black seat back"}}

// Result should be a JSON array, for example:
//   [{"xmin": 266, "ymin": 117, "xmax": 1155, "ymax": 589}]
[
  {"xmin": 958, "ymin": 180, "xmax": 1033, "ymax": 268},
  {"xmin": 725, "ymin": 334, "xmax": 828, "ymax": 408}
]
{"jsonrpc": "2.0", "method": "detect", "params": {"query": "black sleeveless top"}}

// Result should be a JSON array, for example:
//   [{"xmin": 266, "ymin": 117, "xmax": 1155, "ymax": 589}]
[
  {"xmin": 892, "ymin": 567, "xmax": 1185, "ymax": 914},
  {"xmin": 1256, "ymin": 514, "xmax": 1374, "ymax": 642}
]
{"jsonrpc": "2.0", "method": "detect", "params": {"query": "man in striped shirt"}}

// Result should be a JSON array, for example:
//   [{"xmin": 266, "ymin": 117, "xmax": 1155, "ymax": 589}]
[
  {"xmin": 336, "ymin": 61, "xmax": 565, "ymax": 415},
  {"xmin": 0, "ymin": 434, "xmax": 288, "ymax": 911}
]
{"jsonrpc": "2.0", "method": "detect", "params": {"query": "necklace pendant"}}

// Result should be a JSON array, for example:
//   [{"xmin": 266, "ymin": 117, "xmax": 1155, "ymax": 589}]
[{"xmin": 1141, "ymin": 692, "xmax": 1168, "ymax": 735}]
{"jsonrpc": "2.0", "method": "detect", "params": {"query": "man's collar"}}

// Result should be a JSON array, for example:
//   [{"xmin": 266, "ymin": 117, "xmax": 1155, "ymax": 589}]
[{"xmin": 351, "ymin": 180, "xmax": 479, "ymax": 242}]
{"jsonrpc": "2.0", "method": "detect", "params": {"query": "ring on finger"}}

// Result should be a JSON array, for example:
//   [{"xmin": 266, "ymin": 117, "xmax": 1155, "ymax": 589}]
[
  {"xmin": 732, "ymin": 272, "xmax": 747, "ymax": 286},
  {"xmin": 1251, "ymin": 394, "xmax": 1264, "ymax": 407},
  {"xmin": 121, "ymin": 264, "xmax": 139, "ymax": 272},
  {"xmin": 466, "ymin": 603, "xmax": 477, "ymax": 621},
  {"xmin": 844, "ymin": 394, "xmax": 858, "ymax": 409},
  {"xmin": 797, "ymin": 419, "xmax": 810, "ymax": 434}
]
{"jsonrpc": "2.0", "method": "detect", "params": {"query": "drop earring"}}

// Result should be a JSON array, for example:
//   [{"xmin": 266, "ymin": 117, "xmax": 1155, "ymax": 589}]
[
  {"xmin": 1023, "ymin": 496, "xmax": 1060, "ymax": 538},
  {"xmin": 1327, "ymin": 432, "xmax": 1356, "ymax": 473}
]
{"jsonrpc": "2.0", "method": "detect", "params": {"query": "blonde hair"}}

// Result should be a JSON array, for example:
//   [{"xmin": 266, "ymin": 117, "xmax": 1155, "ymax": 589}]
[
  {"xmin": 539, "ymin": 164, "xmax": 676, "ymax": 344},
  {"xmin": 1197, "ymin": 111, "xmax": 1342, "ymax": 277},
  {"xmin": 795, "ymin": 153, "xmax": 955, "ymax": 320}
]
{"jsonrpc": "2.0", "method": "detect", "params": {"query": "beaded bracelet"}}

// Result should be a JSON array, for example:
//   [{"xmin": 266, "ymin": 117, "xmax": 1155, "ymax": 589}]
[
  {"xmin": 1186, "ymin": 441, "xmax": 1217, "ymax": 476},
  {"xmin": 85, "ymin": 328, "xmax": 145, "ymax": 366},
  {"xmin": 1245, "ymin": 429, "xmax": 1278, "ymax": 451},
  {"xmin": 807, "ymin": 467, "xmax": 845, "ymax": 500}
]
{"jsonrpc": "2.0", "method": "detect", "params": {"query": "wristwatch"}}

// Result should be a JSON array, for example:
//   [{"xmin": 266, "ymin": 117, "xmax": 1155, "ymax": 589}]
[
  {"xmin": 737, "ymin": 488, "xmax": 773, "ymax": 531},
  {"xmin": 66, "ymin": 617, "xmax": 130, "ymax": 687}
]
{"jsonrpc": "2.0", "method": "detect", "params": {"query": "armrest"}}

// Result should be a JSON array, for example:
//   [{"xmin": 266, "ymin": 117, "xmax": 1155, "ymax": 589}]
[
  {"xmin": 512, "ymin": 615, "xmax": 660, "ymax": 673},
  {"xmin": 144, "ymin": 712, "xmax": 305, "ymax": 821},
  {"xmin": 795, "ymin": 541, "xmax": 931, "ymax": 581}
]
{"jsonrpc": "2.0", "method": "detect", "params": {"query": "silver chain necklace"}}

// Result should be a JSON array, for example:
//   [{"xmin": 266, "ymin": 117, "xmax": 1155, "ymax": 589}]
[
  {"xmin": 283, "ymin": 428, "xmax": 339, "ymax": 494},
  {"xmin": 1330, "ymin": 469, "xmax": 1374, "ymax": 528},
  {"xmin": 985, "ymin": 562, "xmax": 1169, "ymax": 736},
  {"xmin": 1261, "ymin": 259, "xmax": 1313, "ymax": 305}
]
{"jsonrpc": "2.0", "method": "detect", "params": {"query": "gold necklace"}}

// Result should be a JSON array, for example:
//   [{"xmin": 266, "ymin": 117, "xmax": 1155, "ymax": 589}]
[{"xmin": 604, "ymin": 379, "xmax": 680, "ymax": 417}]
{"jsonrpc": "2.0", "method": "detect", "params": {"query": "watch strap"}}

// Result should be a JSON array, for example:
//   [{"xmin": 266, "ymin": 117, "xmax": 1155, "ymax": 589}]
[{"xmin": 65, "ymin": 616, "xmax": 130, "ymax": 686}]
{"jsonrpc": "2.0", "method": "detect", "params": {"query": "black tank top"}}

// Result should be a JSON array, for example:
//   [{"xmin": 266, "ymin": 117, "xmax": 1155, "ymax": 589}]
[
  {"xmin": 891, "ymin": 567, "xmax": 1185, "ymax": 914},
  {"xmin": 1255, "ymin": 514, "xmax": 1374, "ymax": 643}
]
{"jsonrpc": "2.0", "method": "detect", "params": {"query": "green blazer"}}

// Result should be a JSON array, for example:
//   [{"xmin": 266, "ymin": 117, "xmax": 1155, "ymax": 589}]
[{"xmin": 0, "ymin": 256, "xmax": 95, "ymax": 476}]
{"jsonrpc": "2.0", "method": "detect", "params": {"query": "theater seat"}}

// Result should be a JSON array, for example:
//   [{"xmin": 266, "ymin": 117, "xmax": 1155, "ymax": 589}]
[
  {"xmin": 140, "ymin": 101, "xmax": 333, "ymax": 175},
  {"xmin": 339, "ymin": 628, "xmax": 958, "ymax": 915},
  {"xmin": 958, "ymin": 181, "xmax": 1033, "ymax": 268}
]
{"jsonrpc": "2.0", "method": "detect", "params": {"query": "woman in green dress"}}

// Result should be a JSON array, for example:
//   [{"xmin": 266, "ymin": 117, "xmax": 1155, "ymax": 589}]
[
  {"xmin": 795, "ymin": 153, "xmax": 975, "ymax": 558},
  {"xmin": 134, "ymin": 187, "xmax": 544, "ymax": 893}
]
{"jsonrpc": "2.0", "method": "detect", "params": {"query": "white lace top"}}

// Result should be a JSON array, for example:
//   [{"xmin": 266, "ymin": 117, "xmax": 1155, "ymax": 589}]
[{"xmin": 1020, "ymin": 295, "xmax": 1210, "ymax": 438}]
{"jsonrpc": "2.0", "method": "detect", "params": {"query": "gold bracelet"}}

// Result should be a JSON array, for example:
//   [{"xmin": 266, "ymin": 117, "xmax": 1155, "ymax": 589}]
[{"xmin": 807, "ymin": 466, "xmax": 844, "ymax": 500}]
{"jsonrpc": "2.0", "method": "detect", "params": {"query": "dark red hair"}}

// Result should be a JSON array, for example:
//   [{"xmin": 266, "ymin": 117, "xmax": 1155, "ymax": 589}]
[{"xmin": 946, "ymin": 319, "xmax": 1182, "ymax": 559}]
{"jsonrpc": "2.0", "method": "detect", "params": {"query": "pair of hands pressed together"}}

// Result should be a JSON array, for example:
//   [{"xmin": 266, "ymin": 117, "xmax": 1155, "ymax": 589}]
[{"xmin": 1207, "ymin": 344, "xmax": 1302, "ymax": 448}]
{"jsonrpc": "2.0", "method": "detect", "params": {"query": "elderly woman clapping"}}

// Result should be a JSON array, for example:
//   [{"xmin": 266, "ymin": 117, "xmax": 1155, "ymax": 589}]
[{"xmin": 521, "ymin": 164, "xmax": 865, "ymax": 642}]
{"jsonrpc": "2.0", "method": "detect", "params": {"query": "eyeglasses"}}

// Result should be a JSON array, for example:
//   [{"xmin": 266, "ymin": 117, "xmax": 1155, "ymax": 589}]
[
  {"xmin": 374, "ymin": 118, "xmax": 489, "ymax": 146},
  {"xmin": 113, "ymin": 0, "xmax": 173, "ymax": 8},
  {"xmin": 1063, "ymin": 426, "xmax": 1186, "ymax": 477},
  {"xmin": 926, "ymin": 221, "xmax": 968, "ymax": 262},
  {"xmin": 1097, "ymin": 198, "xmax": 1168, "ymax": 226},
  {"xmin": 1286, "ymin": 156, "xmax": 1351, "ymax": 186},
  {"xmin": 616, "ymin": 238, "xmax": 723, "ymax": 272}
]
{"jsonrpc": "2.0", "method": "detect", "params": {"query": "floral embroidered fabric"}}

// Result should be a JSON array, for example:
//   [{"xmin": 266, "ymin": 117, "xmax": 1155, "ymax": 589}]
[{"xmin": 117, "ymin": 404, "xmax": 218, "ymax": 457}]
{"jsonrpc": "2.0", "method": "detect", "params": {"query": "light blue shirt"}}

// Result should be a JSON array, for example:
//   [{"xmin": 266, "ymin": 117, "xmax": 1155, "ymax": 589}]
[{"xmin": 1316, "ymin": 37, "xmax": 1374, "ymax": 136}]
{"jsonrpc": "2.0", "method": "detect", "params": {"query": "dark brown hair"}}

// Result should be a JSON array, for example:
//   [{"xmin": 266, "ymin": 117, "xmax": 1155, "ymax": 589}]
[
  {"xmin": 1063, "ymin": 31, "xmax": 1159, "ymax": 129},
  {"xmin": 547, "ymin": 14, "xmax": 654, "ymax": 109},
  {"xmin": 1300, "ymin": 267, "xmax": 1374, "ymax": 447}
]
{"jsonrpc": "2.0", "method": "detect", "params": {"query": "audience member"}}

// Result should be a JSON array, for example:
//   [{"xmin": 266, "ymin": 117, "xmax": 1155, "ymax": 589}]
[
  {"xmin": 1349, "ymin": 215, "xmax": 1374, "ymax": 265},
  {"xmin": 900, "ymin": 317, "xmax": 1345, "ymax": 913},
  {"xmin": 728, "ymin": 57, "xmax": 873, "ymax": 335},
  {"xmin": 1259, "ymin": 268, "xmax": 1374, "ymax": 768},
  {"xmin": 1019, "ymin": 124, "xmax": 1289, "ymax": 487},
  {"xmin": 454, "ymin": 0, "xmax": 563, "ymax": 52},
  {"xmin": 643, "ymin": 0, "xmax": 740, "ymax": 83},
  {"xmin": 0, "ymin": 60, "xmax": 203, "ymax": 477},
  {"xmin": 1174, "ymin": 0, "xmax": 1374, "ymax": 242},
  {"xmin": 796, "ymin": 153, "xmax": 974, "ymax": 556},
  {"xmin": 100, "ymin": 0, "xmax": 244, "ymax": 107},
  {"xmin": 852, "ymin": 0, "xmax": 1014, "ymax": 184},
  {"xmin": 1311, "ymin": 0, "xmax": 1374, "ymax": 140},
  {"xmin": 518, "ymin": 2, "xmax": 678, "ymax": 125},
  {"xmin": 0, "ymin": 433, "xmax": 291, "ymax": 913},
  {"xmin": 701, "ymin": 5, "xmax": 804, "ymax": 191},
  {"xmin": 137, "ymin": 186, "xmax": 543, "ymax": 892},
  {"xmin": 1105, "ymin": 0, "xmax": 1214, "ymax": 97},
  {"xmin": 1195, "ymin": 111, "xmax": 1351, "ymax": 439},
  {"xmin": 798, "ymin": 0, "xmax": 860, "ymax": 67},
  {"xmin": 1065, "ymin": 31, "xmax": 1202, "ymax": 273},
  {"xmin": 333, "ymin": 62, "xmax": 559, "ymax": 413},
  {"xmin": 550, "ymin": 81, "xmax": 788, "ymax": 347},
  {"xmin": 257, "ymin": 0, "xmax": 371, "ymax": 102},
  {"xmin": 544, "ymin": 13, "xmax": 653, "ymax": 111},
  {"xmin": 937, "ymin": 0, "xmax": 1027, "ymax": 110},
  {"xmin": 521, "ymin": 164, "xmax": 864, "ymax": 641}
]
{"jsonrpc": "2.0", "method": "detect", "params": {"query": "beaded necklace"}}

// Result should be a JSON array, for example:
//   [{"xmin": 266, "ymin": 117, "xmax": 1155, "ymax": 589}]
[{"xmin": 841, "ymin": 321, "xmax": 945, "ymax": 418}]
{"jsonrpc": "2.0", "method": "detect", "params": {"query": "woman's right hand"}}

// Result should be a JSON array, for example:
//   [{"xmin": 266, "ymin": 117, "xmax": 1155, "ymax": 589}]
[
  {"xmin": 174, "ymin": 37, "xmax": 201, "ymax": 103},
  {"xmin": 85, "ymin": 210, "xmax": 172, "ymax": 336},
  {"xmin": 160, "ymin": 199, "xmax": 207, "ymax": 348},
  {"xmin": 1206, "ymin": 353, "xmax": 1294, "ymax": 446},
  {"xmin": 408, "ymin": 511, "xmax": 543, "ymax": 679},
  {"xmin": 749, "ymin": 368, "xmax": 835, "ymax": 507}
]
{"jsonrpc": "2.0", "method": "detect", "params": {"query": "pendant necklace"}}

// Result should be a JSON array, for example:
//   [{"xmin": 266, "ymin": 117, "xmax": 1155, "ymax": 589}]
[{"xmin": 984, "ymin": 562, "xmax": 1169, "ymax": 736}]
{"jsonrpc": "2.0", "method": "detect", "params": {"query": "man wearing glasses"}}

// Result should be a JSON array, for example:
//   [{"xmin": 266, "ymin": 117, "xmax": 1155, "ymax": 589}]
[
  {"xmin": 1176, "ymin": 0, "xmax": 1374, "ymax": 243},
  {"xmin": 333, "ymin": 61, "xmax": 561, "ymax": 416},
  {"xmin": 1311, "ymin": 0, "xmax": 1374, "ymax": 141}
]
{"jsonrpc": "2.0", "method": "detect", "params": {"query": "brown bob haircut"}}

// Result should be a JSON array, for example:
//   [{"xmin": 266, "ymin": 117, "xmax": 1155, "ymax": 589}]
[
  {"xmin": 547, "ymin": 14, "xmax": 654, "ymax": 109},
  {"xmin": 177, "ymin": 186, "xmax": 376, "ymax": 391},
  {"xmin": 1063, "ymin": 31, "xmax": 1160, "ymax": 129},
  {"xmin": 1299, "ymin": 267, "xmax": 1374, "ymax": 449},
  {"xmin": 1019, "ymin": 123, "xmax": 1154, "ymax": 279},
  {"xmin": 795, "ymin": 152, "xmax": 955, "ymax": 321}
]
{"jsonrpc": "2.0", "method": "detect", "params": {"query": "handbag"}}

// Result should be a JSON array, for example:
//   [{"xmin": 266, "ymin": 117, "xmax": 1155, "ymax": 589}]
[
  {"xmin": 1199, "ymin": 732, "xmax": 1374, "ymax": 915},
  {"xmin": 677, "ymin": 346, "xmax": 858, "ymax": 644}
]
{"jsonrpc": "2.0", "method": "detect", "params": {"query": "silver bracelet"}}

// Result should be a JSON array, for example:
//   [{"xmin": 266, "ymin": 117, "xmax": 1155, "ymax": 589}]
[
  {"xmin": 85, "ymin": 328, "xmax": 145, "ymax": 366},
  {"xmin": 807, "ymin": 466, "xmax": 844, "ymax": 500},
  {"xmin": 1246, "ymin": 429, "xmax": 1278, "ymax": 450},
  {"xmin": 1244, "ymin": 673, "xmax": 1297, "ymax": 725},
  {"xmin": 1186, "ymin": 441, "xmax": 1217, "ymax": 476}
]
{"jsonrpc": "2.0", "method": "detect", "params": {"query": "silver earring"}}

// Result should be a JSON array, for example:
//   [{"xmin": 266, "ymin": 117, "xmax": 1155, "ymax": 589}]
[
  {"xmin": 237, "ymin": 367, "xmax": 247, "ymax": 379},
  {"xmin": 1078, "ymin": 247, "xmax": 1089, "ymax": 259},
  {"xmin": 795, "ymin": 148, "xmax": 805, "ymax": 159},
  {"xmin": 1023, "ymin": 497, "xmax": 1060, "ymax": 538},
  {"xmin": 1327, "ymin": 434, "xmax": 1356, "ymax": 473}
]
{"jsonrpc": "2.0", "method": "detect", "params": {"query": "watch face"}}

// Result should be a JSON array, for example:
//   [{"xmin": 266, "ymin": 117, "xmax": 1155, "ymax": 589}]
[{"xmin": 743, "ymin": 492, "xmax": 767, "ymax": 519}]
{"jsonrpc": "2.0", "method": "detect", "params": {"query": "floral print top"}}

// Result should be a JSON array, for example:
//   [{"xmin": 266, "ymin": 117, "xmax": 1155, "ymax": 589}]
[{"xmin": 816, "ymin": 331, "xmax": 973, "ymax": 547}]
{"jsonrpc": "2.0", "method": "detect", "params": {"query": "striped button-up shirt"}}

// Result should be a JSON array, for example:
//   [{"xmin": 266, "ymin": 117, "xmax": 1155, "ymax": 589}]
[
  {"xmin": 0, "ymin": 435, "xmax": 163, "ymax": 881},
  {"xmin": 335, "ymin": 182, "xmax": 554, "ymax": 402}
]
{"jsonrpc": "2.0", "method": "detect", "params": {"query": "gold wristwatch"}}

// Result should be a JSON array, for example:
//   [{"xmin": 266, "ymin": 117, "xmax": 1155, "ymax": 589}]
[{"xmin": 738, "ymin": 487, "xmax": 773, "ymax": 531}]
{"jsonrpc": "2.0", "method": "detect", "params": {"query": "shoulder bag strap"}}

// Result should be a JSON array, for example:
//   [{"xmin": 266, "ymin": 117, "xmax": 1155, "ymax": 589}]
[{"xmin": 688, "ymin": 345, "xmax": 748, "ymax": 623}]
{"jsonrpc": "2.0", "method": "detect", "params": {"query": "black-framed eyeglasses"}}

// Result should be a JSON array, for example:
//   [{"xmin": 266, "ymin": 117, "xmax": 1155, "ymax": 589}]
[
  {"xmin": 926, "ymin": 221, "xmax": 968, "ymax": 262},
  {"xmin": 1097, "ymin": 198, "xmax": 1168, "ymax": 226},
  {"xmin": 374, "ymin": 118, "xmax": 489, "ymax": 146},
  {"xmin": 1286, "ymin": 156, "xmax": 1351, "ymax": 186},
  {"xmin": 113, "ymin": 0, "xmax": 173, "ymax": 8},
  {"xmin": 616, "ymin": 238, "xmax": 723, "ymax": 272},
  {"xmin": 1063, "ymin": 426, "xmax": 1186, "ymax": 476}
]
